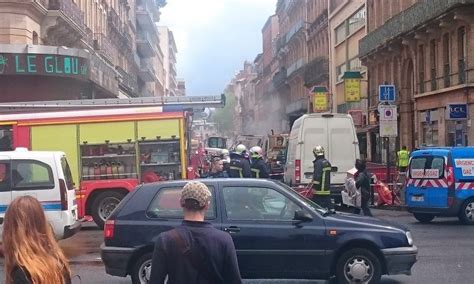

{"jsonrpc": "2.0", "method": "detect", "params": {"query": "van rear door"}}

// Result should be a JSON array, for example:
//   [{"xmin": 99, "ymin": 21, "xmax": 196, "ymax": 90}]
[
  {"xmin": 0, "ymin": 156, "xmax": 11, "ymax": 238},
  {"xmin": 406, "ymin": 154, "xmax": 448, "ymax": 208},
  {"xmin": 301, "ymin": 120, "xmax": 327, "ymax": 183}
]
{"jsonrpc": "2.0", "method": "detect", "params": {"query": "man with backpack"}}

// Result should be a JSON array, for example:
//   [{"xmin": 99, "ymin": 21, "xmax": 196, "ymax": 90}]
[{"xmin": 149, "ymin": 181, "xmax": 242, "ymax": 284}]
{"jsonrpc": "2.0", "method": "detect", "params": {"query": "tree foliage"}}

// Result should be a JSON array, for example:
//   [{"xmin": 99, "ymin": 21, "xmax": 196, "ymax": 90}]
[{"xmin": 211, "ymin": 93, "xmax": 237, "ymax": 135}]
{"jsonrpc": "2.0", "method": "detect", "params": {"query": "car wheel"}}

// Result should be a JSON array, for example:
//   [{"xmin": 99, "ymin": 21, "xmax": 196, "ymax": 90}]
[
  {"xmin": 459, "ymin": 198, "xmax": 474, "ymax": 225},
  {"xmin": 91, "ymin": 191, "xmax": 125, "ymax": 229},
  {"xmin": 335, "ymin": 248, "xmax": 382, "ymax": 284},
  {"xmin": 413, "ymin": 213, "xmax": 435, "ymax": 223},
  {"xmin": 131, "ymin": 252, "xmax": 152, "ymax": 284}
]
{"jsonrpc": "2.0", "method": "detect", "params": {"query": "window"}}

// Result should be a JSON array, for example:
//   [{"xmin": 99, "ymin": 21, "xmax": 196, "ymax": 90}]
[
  {"xmin": 12, "ymin": 160, "xmax": 54, "ymax": 190},
  {"xmin": 147, "ymin": 187, "xmax": 216, "ymax": 219},
  {"xmin": 335, "ymin": 23, "xmax": 347, "ymax": 45},
  {"xmin": 349, "ymin": 57, "xmax": 361, "ymax": 71},
  {"xmin": 443, "ymin": 33, "xmax": 451, "ymax": 87},
  {"xmin": 348, "ymin": 7, "xmax": 366, "ymax": 35},
  {"xmin": 410, "ymin": 156, "xmax": 445, "ymax": 179},
  {"xmin": 430, "ymin": 39, "xmax": 437, "ymax": 90},
  {"xmin": 336, "ymin": 63, "xmax": 346, "ymax": 82},
  {"xmin": 61, "ymin": 157, "xmax": 75, "ymax": 190},
  {"xmin": 418, "ymin": 45, "xmax": 425, "ymax": 93},
  {"xmin": 222, "ymin": 187, "xmax": 301, "ymax": 221}
]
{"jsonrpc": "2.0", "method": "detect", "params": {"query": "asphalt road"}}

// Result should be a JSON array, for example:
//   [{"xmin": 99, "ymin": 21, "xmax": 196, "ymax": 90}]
[{"xmin": 1, "ymin": 209, "xmax": 474, "ymax": 283}]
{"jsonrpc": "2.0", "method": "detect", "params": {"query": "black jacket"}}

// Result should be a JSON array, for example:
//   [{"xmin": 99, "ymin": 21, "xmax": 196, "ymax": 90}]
[
  {"xmin": 149, "ymin": 221, "xmax": 242, "ymax": 284},
  {"xmin": 250, "ymin": 158, "xmax": 270, "ymax": 178},
  {"xmin": 356, "ymin": 170, "xmax": 371, "ymax": 201},
  {"xmin": 312, "ymin": 157, "xmax": 331, "ymax": 193},
  {"xmin": 11, "ymin": 265, "xmax": 71, "ymax": 284},
  {"xmin": 228, "ymin": 153, "xmax": 251, "ymax": 178}
]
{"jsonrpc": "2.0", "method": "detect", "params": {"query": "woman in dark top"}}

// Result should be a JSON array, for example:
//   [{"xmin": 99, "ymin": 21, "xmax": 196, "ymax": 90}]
[
  {"xmin": 3, "ymin": 196, "xmax": 71, "ymax": 284},
  {"xmin": 353, "ymin": 159, "xmax": 373, "ymax": 216}
]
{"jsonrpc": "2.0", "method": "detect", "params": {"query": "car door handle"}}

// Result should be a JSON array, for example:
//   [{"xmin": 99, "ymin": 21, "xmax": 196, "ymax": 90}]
[{"xmin": 224, "ymin": 226, "xmax": 240, "ymax": 234}]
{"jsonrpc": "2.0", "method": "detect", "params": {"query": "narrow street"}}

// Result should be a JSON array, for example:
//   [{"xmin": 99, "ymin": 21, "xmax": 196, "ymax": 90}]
[{"xmin": 2, "ymin": 209, "xmax": 473, "ymax": 284}]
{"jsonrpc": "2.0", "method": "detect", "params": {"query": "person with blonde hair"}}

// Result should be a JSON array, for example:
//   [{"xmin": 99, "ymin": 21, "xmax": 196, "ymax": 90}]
[{"xmin": 3, "ymin": 196, "xmax": 71, "ymax": 284}]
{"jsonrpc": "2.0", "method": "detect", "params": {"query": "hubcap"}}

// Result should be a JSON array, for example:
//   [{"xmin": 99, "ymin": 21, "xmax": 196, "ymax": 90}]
[
  {"xmin": 465, "ymin": 202, "xmax": 474, "ymax": 220},
  {"xmin": 345, "ymin": 256, "xmax": 373, "ymax": 283},
  {"xmin": 139, "ymin": 259, "xmax": 152, "ymax": 284},
  {"xmin": 98, "ymin": 197, "xmax": 121, "ymax": 221}
]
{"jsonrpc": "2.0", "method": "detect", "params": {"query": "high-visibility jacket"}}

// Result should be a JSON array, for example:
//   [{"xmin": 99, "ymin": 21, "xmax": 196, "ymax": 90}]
[
  {"xmin": 312, "ymin": 157, "xmax": 332, "ymax": 195},
  {"xmin": 228, "ymin": 154, "xmax": 252, "ymax": 178},
  {"xmin": 397, "ymin": 150, "xmax": 410, "ymax": 167}
]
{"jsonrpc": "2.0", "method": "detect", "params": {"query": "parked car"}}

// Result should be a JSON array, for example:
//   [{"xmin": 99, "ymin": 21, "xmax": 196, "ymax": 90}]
[
  {"xmin": 406, "ymin": 147, "xmax": 474, "ymax": 224},
  {"xmin": 0, "ymin": 148, "xmax": 80, "ymax": 240},
  {"xmin": 101, "ymin": 179, "xmax": 417, "ymax": 284}
]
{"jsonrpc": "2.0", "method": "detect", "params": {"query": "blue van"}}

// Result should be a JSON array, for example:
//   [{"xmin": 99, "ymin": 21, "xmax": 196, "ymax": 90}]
[{"xmin": 406, "ymin": 147, "xmax": 474, "ymax": 224}]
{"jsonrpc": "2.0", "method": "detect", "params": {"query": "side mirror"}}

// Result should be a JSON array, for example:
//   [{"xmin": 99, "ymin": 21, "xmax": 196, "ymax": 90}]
[{"xmin": 294, "ymin": 210, "xmax": 313, "ymax": 222}]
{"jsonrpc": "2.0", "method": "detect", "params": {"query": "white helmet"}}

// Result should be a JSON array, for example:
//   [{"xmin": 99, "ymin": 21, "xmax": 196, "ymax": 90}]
[
  {"xmin": 250, "ymin": 146, "xmax": 263, "ymax": 158},
  {"xmin": 235, "ymin": 144, "xmax": 247, "ymax": 154},
  {"xmin": 221, "ymin": 149, "xmax": 229, "ymax": 156}
]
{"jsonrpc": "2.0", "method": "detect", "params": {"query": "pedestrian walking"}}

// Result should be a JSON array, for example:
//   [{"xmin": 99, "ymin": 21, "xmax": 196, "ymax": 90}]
[
  {"xmin": 311, "ymin": 145, "xmax": 333, "ymax": 209},
  {"xmin": 149, "ymin": 181, "xmax": 242, "ymax": 284},
  {"xmin": 342, "ymin": 167, "xmax": 361, "ymax": 211},
  {"xmin": 249, "ymin": 146, "xmax": 270, "ymax": 178},
  {"xmin": 201, "ymin": 157, "xmax": 229, "ymax": 178},
  {"xmin": 228, "ymin": 144, "xmax": 252, "ymax": 178},
  {"xmin": 2, "ymin": 196, "xmax": 71, "ymax": 284},
  {"xmin": 353, "ymin": 159, "xmax": 373, "ymax": 216},
  {"xmin": 397, "ymin": 146, "xmax": 410, "ymax": 173}
]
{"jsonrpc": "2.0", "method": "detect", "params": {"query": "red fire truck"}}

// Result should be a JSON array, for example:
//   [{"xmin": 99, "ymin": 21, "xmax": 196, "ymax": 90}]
[{"xmin": 0, "ymin": 96, "xmax": 224, "ymax": 228}]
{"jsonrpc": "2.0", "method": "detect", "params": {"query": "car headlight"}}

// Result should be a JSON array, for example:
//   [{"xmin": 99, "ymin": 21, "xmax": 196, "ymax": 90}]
[{"xmin": 406, "ymin": 231, "xmax": 414, "ymax": 246}]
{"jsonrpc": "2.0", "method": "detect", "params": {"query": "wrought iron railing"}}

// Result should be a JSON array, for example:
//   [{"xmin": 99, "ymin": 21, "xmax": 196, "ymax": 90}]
[{"xmin": 48, "ymin": 0, "xmax": 85, "ymax": 32}]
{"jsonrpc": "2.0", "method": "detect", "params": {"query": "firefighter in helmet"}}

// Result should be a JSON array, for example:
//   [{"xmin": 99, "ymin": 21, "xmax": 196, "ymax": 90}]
[
  {"xmin": 228, "ymin": 144, "xmax": 252, "ymax": 178},
  {"xmin": 249, "ymin": 146, "xmax": 270, "ymax": 179},
  {"xmin": 312, "ymin": 145, "xmax": 333, "ymax": 209}
]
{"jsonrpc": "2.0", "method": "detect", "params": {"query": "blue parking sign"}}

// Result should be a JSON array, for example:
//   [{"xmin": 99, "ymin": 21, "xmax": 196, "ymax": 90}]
[{"xmin": 379, "ymin": 85, "xmax": 396, "ymax": 102}]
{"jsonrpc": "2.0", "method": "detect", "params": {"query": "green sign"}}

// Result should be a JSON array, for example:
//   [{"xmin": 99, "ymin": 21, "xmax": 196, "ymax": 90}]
[{"xmin": 0, "ymin": 53, "xmax": 89, "ymax": 80}]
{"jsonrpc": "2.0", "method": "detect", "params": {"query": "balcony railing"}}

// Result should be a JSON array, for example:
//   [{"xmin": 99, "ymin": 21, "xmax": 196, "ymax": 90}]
[
  {"xmin": 430, "ymin": 68, "xmax": 437, "ymax": 91},
  {"xmin": 304, "ymin": 57, "xmax": 329, "ymax": 87},
  {"xmin": 459, "ymin": 59, "xmax": 466, "ymax": 84},
  {"xmin": 48, "ymin": 0, "xmax": 85, "ymax": 32},
  {"xmin": 136, "ymin": 31, "xmax": 155, "ymax": 57},
  {"xmin": 136, "ymin": 1, "xmax": 157, "ymax": 27},
  {"xmin": 93, "ymin": 33, "xmax": 114, "ymax": 63},
  {"xmin": 117, "ymin": 66, "xmax": 138, "ymax": 93},
  {"xmin": 272, "ymin": 68, "xmax": 288, "ymax": 89},
  {"xmin": 286, "ymin": 20, "xmax": 304, "ymax": 43},
  {"xmin": 139, "ymin": 59, "xmax": 156, "ymax": 82},
  {"xmin": 360, "ymin": 0, "xmax": 474, "ymax": 57},
  {"xmin": 287, "ymin": 57, "xmax": 305, "ymax": 77},
  {"xmin": 419, "ymin": 72, "xmax": 425, "ymax": 93},
  {"xmin": 444, "ymin": 63, "xmax": 450, "ymax": 88}
]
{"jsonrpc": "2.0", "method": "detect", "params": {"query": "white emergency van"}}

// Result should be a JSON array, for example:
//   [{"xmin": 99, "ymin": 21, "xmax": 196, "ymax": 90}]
[
  {"xmin": 0, "ymin": 148, "xmax": 80, "ymax": 240},
  {"xmin": 284, "ymin": 113, "xmax": 360, "ymax": 200}
]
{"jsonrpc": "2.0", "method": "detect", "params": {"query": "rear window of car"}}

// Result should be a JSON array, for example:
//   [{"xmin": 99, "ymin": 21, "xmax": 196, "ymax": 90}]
[
  {"xmin": 410, "ymin": 156, "xmax": 445, "ymax": 179},
  {"xmin": 61, "ymin": 157, "xmax": 75, "ymax": 190},
  {"xmin": 11, "ymin": 160, "xmax": 55, "ymax": 190},
  {"xmin": 146, "ymin": 186, "xmax": 216, "ymax": 219}
]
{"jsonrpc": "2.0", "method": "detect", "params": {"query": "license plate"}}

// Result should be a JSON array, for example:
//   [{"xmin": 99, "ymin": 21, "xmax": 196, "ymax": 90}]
[{"xmin": 412, "ymin": 196, "xmax": 424, "ymax": 202}]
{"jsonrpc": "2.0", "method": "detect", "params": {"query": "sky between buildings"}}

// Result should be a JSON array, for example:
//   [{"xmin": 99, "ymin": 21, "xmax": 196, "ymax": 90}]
[{"xmin": 160, "ymin": 0, "xmax": 277, "ymax": 96}]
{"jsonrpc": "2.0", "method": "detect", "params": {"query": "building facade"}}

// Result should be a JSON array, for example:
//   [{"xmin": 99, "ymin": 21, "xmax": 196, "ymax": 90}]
[
  {"xmin": 329, "ymin": 0, "xmax": 369, "ymax": 159},
  {"xmin": 158, "ymin": 26, "xmax": 178, "ymax": 96},
  {"xmin": 360, "ymin": 0, "xmax": 474, "ymax": 161},
  {"xmin": 0, "ymin": 0, "xmax": 168, "ymax": 101}
]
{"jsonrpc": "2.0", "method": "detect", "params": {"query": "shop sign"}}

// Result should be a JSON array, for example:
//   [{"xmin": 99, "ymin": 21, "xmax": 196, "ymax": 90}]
[
  {"xmin": 344, "ymin": 78, "xmax": 361, "ymax": 102},
  {"xmin": 446, "ymin": 103, "xmax": 468, "ymax": 120},
  {"xmin": 0, "ymin": 53, "xmax": 89, "ymax": 80},
  {"xmin": 313, "ymin": 92, "xmax": 328, "ymax": 112}
]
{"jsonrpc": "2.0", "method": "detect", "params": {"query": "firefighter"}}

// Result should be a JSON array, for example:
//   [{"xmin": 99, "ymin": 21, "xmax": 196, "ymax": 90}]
[
  {"xmin": 312, "ymin": 145, "xmax": 333, "ymax": 209},
  {"xmin": 249, "ymin": 146, "xmax": 270, "ymax": 178},
  {"xmin": 228, "ymin": 144, "xmax": 252, "ymax": 178},
  {"xmin": 221, "ymin": 149, "xmax": 231, "ymax": 173},
  {"xmin": 397, "ymin": 145, "xmax": 410, "ymax": 173}
]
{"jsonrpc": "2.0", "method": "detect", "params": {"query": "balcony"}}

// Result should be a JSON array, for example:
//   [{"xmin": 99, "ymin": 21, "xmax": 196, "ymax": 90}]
[
  {"xmin": 287, "ymin": 57, "xmax": 305, "ymax": 77},
  {"xmin": 286, "ymin": 20, "xmax": 304, "ymax": 43},
  {"xmin": 138, "ymin": 59, "xmax": 156, "ymax": 82},
  {"xmin": 93, "ymin": 33, "xmax": 114, "ymax": 63},
  {"xmin": 459, "ymin": 59, "xmax": 466, "ymax": 84},
  {"xmin": 136, "ymin": 32, "xmax": 156, "ymax": 57},
  {"xmin": 136, "ymin": 1, "xmax": 156, "ymax": 28},
  {"xmin": 360, "ymin": 0, "xmax": 474, "ymax": 57},
  {"xmin": 83, "ymin": 27, "xmax": 93, "ymax": 48},
  {"xmin": 304, "ymin": 57, "xmax": 329, "ymax": 87},
  {"xmin": 272, "ymin": 67, "xmax": 288, "ymax": 89},
  {"xmin": 117, "ymin": 66, "xmax": 138, "ymax": 94},
  {"xmin": 444, "ymin": 64, "xmax": 451, "ymax": 88},
  {"xmin": 42, "ymin": 0, "xmax": 86, "ymax": 45},
  {"xmin": 108, "ymin": 10, "xmax": 122, "ymax": 34}
]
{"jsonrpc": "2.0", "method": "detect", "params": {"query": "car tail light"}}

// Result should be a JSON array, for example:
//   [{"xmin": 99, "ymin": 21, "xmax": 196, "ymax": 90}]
[
  {"xmin": 59, "ymin": 179, "xmax": 68, "ymax": 210},
  {"xmin": 104, "ymin": 220, "xmax": 115, "ymax": 240},
  {"xmin": 295, "ymin": 159, "xmax": 301, "ymax": 184},
  {"xmin": 447, "ymin": 166, "xmax": 455, "ymax": 190}
]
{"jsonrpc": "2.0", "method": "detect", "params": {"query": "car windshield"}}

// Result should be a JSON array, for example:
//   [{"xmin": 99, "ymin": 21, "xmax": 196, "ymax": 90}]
[{"xmin": 273, "ymin": 180, "xmax": 329, "ymax": 215}]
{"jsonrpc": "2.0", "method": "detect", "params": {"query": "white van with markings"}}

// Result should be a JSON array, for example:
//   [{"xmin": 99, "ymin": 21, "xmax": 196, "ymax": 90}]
[
  {"xmin": 284, "ymin": 113, "xmax": 359, "ymax": 201},
  {"xmin": 0, "ymin": 148, "xmax": 80, "ymax": 239}
]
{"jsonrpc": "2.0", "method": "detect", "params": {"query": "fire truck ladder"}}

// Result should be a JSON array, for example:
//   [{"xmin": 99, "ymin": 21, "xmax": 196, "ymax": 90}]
[{"xmin": 0, "ymin": 94, "xmax": 225, "ymax": 111}]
